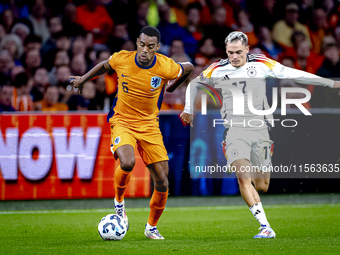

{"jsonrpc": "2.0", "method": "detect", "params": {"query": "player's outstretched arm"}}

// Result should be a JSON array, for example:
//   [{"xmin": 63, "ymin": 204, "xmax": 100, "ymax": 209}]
[
  {"xmin": 269, "ymin": 63, "xmax": 337, "ymax": 88},
  {"xmin": 70, "ymin": 60, "xmax": 111, "ymax": 94},
  {"xmin": 333, "ymin": 81, "xmax": 340, "ymax": 88},
  {"xmin": 166, "ymin": 62, "xmax": 194, "ymax": 92}
]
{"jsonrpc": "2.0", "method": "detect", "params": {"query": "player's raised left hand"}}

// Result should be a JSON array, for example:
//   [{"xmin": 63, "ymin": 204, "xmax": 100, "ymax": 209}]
[{"xmin": 69, "ymin": 76, "xmax": 85, "ymax": 95}]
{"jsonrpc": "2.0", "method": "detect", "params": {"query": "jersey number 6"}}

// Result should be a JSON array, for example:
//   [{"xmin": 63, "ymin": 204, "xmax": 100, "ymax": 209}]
[{"xmin": 122, "ymin": 82, "xmax": 128, "ymax": 93}]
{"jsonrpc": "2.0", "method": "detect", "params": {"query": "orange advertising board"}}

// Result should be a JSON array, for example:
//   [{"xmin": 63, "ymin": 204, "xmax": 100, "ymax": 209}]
[{"xmin": 0, "ymin": 113, "xmax": 151, "ymax": 200}]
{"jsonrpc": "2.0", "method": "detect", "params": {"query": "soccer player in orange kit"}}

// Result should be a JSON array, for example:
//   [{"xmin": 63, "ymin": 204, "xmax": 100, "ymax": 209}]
[{"xmin": 71, "ymin": 26, "xmax": 194, "ymax": 239}]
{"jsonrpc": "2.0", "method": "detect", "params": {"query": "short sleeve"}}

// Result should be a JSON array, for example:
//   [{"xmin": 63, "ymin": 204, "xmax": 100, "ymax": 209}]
[
  {"xmin": 108, "ymin": 52, "xmax": 120, "ymax": 70},
  {"xmin": 166, "ymin": 58, "xmax": 183, "ymax": 80}
]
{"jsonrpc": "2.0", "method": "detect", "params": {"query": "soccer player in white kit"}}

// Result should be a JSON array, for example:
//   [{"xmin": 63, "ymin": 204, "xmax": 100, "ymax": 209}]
[{"xmin": 180, "ymin": 32, "xmax": 340, "ymax": 238}]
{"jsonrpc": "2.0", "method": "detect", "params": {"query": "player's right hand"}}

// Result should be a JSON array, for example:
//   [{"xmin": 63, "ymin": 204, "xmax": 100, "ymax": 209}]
[
  {"xmin": 69, "ymin": 76, "xmax": 84, "ymax": 95},
  {"xmin": 180, "ymin": 112, "xmax": 193, "ymax": 127}
]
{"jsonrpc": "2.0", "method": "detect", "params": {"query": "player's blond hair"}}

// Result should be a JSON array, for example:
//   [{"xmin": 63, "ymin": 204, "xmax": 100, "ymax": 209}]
[{"xmin": 225, "ymin": 32, "xmax": 248, "ymax": 46}]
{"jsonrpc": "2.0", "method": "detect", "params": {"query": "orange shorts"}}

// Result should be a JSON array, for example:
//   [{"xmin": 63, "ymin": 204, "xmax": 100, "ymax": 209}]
[{"xmin": 110, "ymin": 121, "xmax": 168, "ymax": 166}]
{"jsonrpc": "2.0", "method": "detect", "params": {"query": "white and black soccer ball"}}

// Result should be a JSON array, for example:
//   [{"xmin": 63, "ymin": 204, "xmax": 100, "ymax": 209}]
[{"xmin": 98, "ymin": 214, "xmax": 127, "ymax": 241}]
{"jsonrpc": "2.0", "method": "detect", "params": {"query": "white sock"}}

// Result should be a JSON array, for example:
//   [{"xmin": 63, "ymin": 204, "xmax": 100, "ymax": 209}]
[
  {"xmin": 249, "ymin": 202, "xmax": 270, "ymax": 227},
  {"xmin": 146, "ymin": 222, "xmax": 156, "ymax": 229},
  {"xmin": 114, "ymin": 198, "xmax": 124, "ymax": 206}
]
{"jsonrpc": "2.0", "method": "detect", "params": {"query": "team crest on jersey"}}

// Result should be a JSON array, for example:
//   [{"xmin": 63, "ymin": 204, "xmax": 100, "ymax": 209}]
[
  {"xmin": 247, "ymin": 66, "xmax": 257, "ymax": 77},
  {"xmin": 151, "ymin": 76, "xmax": 162, "ymax": 89},
  {"xmin": 231, "ymin": 149, "xmax": 238, "ymax": 157},
  {"xmin": 114, "ymin": 136, "xmax": 121, "ymax": 145}
]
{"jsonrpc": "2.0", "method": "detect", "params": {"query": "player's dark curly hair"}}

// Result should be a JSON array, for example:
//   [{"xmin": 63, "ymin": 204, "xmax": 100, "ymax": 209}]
[{"xmin": 139, "ymin": 26, "xmax": 161, "ymax": 44}]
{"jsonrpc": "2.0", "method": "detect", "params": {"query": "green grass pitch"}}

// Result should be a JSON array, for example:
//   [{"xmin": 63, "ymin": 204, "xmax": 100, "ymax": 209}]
[{"xmin": 0, "ymin": 204, "xmax": 339, "ymax": 255}]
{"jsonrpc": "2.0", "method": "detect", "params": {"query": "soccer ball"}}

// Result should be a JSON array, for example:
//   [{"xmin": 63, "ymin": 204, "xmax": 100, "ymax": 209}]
[{"xmin": 98, "ymin": 214, "xmax": 127, "ymax": 241}]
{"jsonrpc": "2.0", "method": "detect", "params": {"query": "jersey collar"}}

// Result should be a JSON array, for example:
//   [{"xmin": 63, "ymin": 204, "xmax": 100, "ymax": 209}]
[{"xmin": 134, "ymin": 52, "xmax": 157, "ymax": 69}]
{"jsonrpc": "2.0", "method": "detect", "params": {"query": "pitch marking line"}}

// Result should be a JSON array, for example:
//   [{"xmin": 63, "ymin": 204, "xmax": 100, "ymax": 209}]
[{"xmin": 0, "ymin": 204, "xmax": 339, "ymax": 215}]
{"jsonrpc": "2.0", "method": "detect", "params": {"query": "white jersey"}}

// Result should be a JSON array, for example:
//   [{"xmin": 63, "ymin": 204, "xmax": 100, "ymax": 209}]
[{"xmin": 184, "ymin": 54, "xmax": 335, "ymax": 129}]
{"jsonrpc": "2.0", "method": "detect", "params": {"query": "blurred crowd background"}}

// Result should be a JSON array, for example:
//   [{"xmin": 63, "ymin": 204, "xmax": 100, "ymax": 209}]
[{"xmin": 0, "ymin": 0, "xmax": 340, "ymax": 113}]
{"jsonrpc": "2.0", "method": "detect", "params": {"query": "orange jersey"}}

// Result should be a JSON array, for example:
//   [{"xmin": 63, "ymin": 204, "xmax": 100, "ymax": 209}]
[{"xmin": 107, "ymin": 50, "xmax": 183, "ymax": 126}]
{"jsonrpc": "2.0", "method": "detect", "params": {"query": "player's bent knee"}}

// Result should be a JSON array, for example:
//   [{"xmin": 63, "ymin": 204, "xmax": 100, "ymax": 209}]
[
  {"xmin": 237, "ymin": 177, "xmax": 252, "ymax": 188},
  {"xmin": 120, "ymin": 159, "xmax": 135, "ymax": 172},
  {"xmin": 155, "ymin": 178, "xmax": 168, "ymax": 187},
  {"xmin": 256, "ymin": 186, "xmax": 268, "ymax": 193},
  {"xmin": 255, "ymin": 182, "xmax": 269, "ymax": 192},
  {"xmin": 155, "ymin": 179, "xmax": 169, "ymax": 192}
]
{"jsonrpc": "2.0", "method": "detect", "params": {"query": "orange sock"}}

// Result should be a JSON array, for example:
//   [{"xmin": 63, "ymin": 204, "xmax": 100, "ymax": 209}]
[
  {"xmin": 148, "ymin": 189, "xmax": 168, "ymax": 226},
  {"xmin": 114, "ymin": 166, "xmax": 131, "ymax": 202}
]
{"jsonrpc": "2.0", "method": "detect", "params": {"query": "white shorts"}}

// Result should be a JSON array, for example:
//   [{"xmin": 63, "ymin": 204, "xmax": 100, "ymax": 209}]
[{"xmin": 222, "ymin": 127, "xmax": 273, "ymax": 172}]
